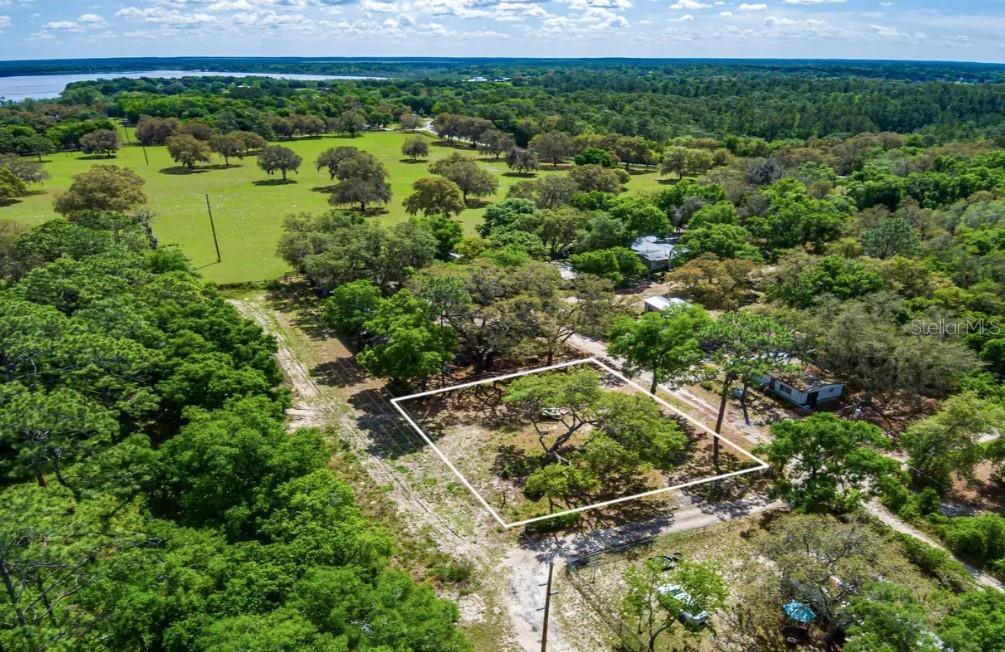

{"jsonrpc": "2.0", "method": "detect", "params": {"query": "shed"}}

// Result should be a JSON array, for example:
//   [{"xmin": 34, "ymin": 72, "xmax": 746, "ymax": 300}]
[
  {"xmin": 643, "ymin": 296, "xmax": 689, "ymax": 313},
  {"xmin": 556, "ymin": 262, "xmax": 577, "ymax": 281},
  {"xmin": 761, "ymin": 370, "xmax": 844, "ymax": 410}
]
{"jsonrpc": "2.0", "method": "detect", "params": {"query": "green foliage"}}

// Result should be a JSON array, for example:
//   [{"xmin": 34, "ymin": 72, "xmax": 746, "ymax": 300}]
[
  {"xmin": 701, "ymin": 311, "xmax": 793, "ymax": 391},
  {"xmin": 479, "ymin": 197, "xmax": 537, "ymax": 236},
  {"xmin": 568, "ymin": 164, "xmax": 623, "ymax": 194},
  {"xmin": 621, "ymin": 559, "xmax": 727, "ymax": 650},
  {"xmin": 52, "ymin": 165, "xmax": 146, "ymax": 216},
  {"xmin": 327, "ymin": 147, "xmax": 393, "ymax": 209},
  {"xmin": 862, "ymin": 217, "xmax": 920, "ymax": 259},
  {"xmin": 150, "ymin": 398, "xmax": 329, "ymax": 536},
  {"xmin": 429, "ymin": 152, "xmax": 498, "ymax": 200},
  {"xmin": 0, "ymin": 166, "xmax": 28, "ymax": 203},
  {"xmin": 688, "ymin": 201, "xmax": 738, "ymax": 228},
  {"xmin": 505, "ymin": 368, "xmax": 687, "ymax": 492},
  {"xmin": 748, "ymin": 179, "xmax": 850, "ymax": 254},
  {"xmin": 757, "ymin": 414, "xmax": 896, "ymax": 512},
  {"xmin": 277, "ymin": 211, "xmax": 437, "ymax": 291},
  {"xmin": 412, "ymin": 213, "xmax": 464, "ymax": 260},
  {"xmin": 680, "ymin": 223, "xmax": 761, "ymax": 261},
  {"xmin": 357, "ymin": 289, "xmax": 456, "ymax": 386},
  {"xmin": 573, "ymin": 147, "xmax": 616, "ymax": 168},
  {"xmin": 257, "ymin": 145, "xmax": 302, "ymax": 180},
  {"xmin": 606, "ymin": 195, "xmax": 669, "ymax": 237},
  {"xmin": 660, "ymin": 146, "xmax": 714, "ymax": 180},
  {"xmin": 404, "ymin": 177, "xmax": 466, "ymax": 217},
  {"xmin": 770, "ymin": 254, "xmax": 885, "ymax": 308},
  {"xmin": 402, "ymin": 135, "xmax": 430, "ymax": 160},
  {"xmin": 939, "ymin": 590, "xmax": 1005, "ymax": 652},
  {"xmin": 931, "ymin": 513, "xmax": 1005, "ymax": 569},
  {"xmin": 902, "ymin": 392, "xmax": 1005, "ymax": 490},
  {"xmin": 166, "ymin": 134, "xmax": 212, "ymax": 169},
  {"xmin": 897, "ymin": 533, "xmax": 973, "ymax": 593},
  {"xmin": 667, "ymin": 254, "xmax": 755, "ymax": 311},
  {"xmin": 844, "ymin": 582, "xmax": 941, "ymax": 652},
  {"xmin": 569, "ymin": 246, "xmax": 646, "ymax": 286},
  {"xmin": 0, "ymin": 214, "xmax": 469, "ymax": 651},
  {"xmin": 325, "ymin": 277, "xmax": 383, "ymax": 337},
  {"xmin": 608, "ymin": 304, "xmax": 711, "ymax": 393},
  {"xmin": 78, "ymin": 129, "xmax": 121, "ymax": 158},
  {"xmin": 523, "ymin": 463, "xmax": 599, "ymax": 504}
]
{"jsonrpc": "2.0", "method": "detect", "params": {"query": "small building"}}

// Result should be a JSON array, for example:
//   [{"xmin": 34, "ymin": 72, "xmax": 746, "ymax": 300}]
[
  {"xmin": 556, "ymin": 262, "xmax": 577, "ymax": 282},
  {"xmin": 631, "ymin": 236, "xmax": 684, "ymax": 272},
  {"xmin": 761, "ymin": 371, "xmax": 844, "ymax": 410},
  {"xmin": 643, "ymin": 296, "xmax": 688, "ymax": 313}
]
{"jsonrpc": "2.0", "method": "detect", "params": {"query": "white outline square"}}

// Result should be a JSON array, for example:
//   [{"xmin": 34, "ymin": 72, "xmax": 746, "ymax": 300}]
[{"xmin": 390, "ymin": 357, "xmax": 769, "ymax": 528}]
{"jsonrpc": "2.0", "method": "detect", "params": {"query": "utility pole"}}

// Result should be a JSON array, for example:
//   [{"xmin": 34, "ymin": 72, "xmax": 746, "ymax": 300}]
[
  {"xmin": 541, "ymin": 559, "xmax": 555, "ymax": 652},
  {"xmin": 141, "ymin": 145, "xmax": 149, "ymax": 165},
  {"xmin": 205, "ymin": 194, "xmax": 221, "ymax": 263}
]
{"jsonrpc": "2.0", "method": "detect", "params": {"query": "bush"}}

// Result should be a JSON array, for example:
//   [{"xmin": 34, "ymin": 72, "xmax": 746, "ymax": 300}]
[
  {"xmin": 898, "ymin": 534, "xmax": 972, "ymax": 592},
  {"xmin": 570, "ymin": 246, "xmax": 646, "ymax": 286},
  {"xmin": 933, "ymin": 513, "xmax": 1005, "ymax": 568},
  {"xmin": 433, "ymin": 560, "xmax": 474, "ymax": 585},
  {"xmin": 524, "ymin": 510, "xmax": 581, "ymax": 534}
]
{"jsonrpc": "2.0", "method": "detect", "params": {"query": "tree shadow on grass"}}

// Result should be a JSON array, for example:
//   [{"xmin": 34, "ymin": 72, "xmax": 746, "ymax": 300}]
[
  {"xmin": 312, "ymin": 360, "xmax": 368, "ymax": 389},
  {"xmin": 0, "ymin": 198, "xmax": 22, "ymax": 207},
  {"xmin": 252, "ymin": 178, "xmax": 297, "ymax": 186},
  {"xmin": 310, "ymin": 184, "xmax": 337, "ymax": 193},
  {"xmin": 160, "ymin": 166, "xmax": 210, "ymax": 175},
  {"xmin": 264, "ymin": 281, "xmax": 330, "ymax": 341},
  {"xmin": 502, "ymin": 171, "xmax": 538, "ymax": 178},
  {"xmin": 353, "ymin": 389, "xmax": 439, "ymax": 459},
  {"xmin": 431, "ymin": 140, "xmax": 476, "ymax": 150},
  {"xmin": 398, "ymin": 158, "xmax": 428, "ymax": 164},
  {"xmin": 657, "ymin": 177, "xmax": 681, "ymax": 185},
  {"xmin": 78, "ymin": 154, "xmax": 119, "ymax": 161},
  {"xmin": 465, "ymin": 198, "xmax": 491, "ymax": 209}
]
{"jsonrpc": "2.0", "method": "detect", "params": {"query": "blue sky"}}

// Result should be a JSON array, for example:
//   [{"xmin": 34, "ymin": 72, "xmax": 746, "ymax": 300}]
[{"xmin": 0, "ymin": 0, "xmax": 1002, "ymax": 62}]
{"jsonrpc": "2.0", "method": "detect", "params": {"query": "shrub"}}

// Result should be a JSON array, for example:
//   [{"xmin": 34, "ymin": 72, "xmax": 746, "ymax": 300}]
[
  {"xmin": 933, "ymin": 513, "xmax": 1005, "ymax": 568},
  {"xmin": 898, "ymin": 534, "xmax": 972, "ymax": 592}
]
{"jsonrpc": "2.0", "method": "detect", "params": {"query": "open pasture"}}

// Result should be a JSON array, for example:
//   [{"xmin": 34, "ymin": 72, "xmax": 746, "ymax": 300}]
[{"xmin": 0, "ymin": 130, "xmax": 664, "ymax": 284}]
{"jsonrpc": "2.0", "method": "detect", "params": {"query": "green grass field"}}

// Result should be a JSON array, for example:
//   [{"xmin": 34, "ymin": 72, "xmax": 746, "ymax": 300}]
[{"xmin": 0, "ymin": 131, "xmax": 664, "ymax": 284}]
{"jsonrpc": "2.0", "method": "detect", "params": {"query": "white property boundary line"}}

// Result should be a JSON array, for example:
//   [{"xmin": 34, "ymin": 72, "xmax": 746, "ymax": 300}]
[{"xmin": 390, "ymin": 357, "xmax": 769, "ymax": 529}]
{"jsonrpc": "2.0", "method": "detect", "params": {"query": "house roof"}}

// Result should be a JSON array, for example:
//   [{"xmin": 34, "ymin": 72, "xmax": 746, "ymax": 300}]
[{"xmin": 631, "ymin": 235, "xmax": 678, "ymax": 261}]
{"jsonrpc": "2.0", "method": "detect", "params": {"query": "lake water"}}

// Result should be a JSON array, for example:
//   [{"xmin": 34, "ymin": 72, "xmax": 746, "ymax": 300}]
[{"xmin": 0, "ymin": 70, "xmax": 384, "ymax": 101}]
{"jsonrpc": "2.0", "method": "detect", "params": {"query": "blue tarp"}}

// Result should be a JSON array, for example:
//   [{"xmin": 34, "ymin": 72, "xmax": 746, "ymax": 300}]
[{"xmin": 783, "ymin": 601, "xmax": 816, "ymax": 623}]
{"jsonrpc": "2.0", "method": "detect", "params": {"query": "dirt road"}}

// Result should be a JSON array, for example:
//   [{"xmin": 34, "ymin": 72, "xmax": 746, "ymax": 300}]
[
  {"xmin": 865, "ymin": 500, "xmax": 1004, "ymax": 592},
  {"xmin": 232, "ymin": 294, "xmax": 791, "ymax": 651}
]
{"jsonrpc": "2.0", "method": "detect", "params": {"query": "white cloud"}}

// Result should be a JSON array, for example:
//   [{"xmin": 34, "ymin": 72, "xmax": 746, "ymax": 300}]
[
  {"xmin": 117, "ymin": 6, "xmax": 220, "ymax": 27},
  {"xmin": 0, "ymin": 15, "xmax": 9, "ymax": 29},
  {"xmin": 566, "ymin": 0, "xmax": 632, "ymax": 10},
  {"xmin": 670, "ymin": 13, "xmax": 693, "ymax": 21},
  {"xmin": 868, "ymin": 22, "xmax": 925, "ymax": 41},
  {"xmin": 783, "ymin": 0, "xmax": 843, "ymax": 4},
  {"xmin": 669, "ymin": 0, "xmax": 708, "ymax": 9},
  {"xmin": 738, "ymin": 3, "xmax": 767, "ymax": 10},
  {"xmin": 40, "ymin": 13, "xmax": 108, "ymax": 32}
]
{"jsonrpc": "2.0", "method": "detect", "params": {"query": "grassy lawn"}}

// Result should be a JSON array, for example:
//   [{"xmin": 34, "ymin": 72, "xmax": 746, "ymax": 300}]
[{"xmin": 0, "ymin": 131, "xmax": 665, "ymax": 285}]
